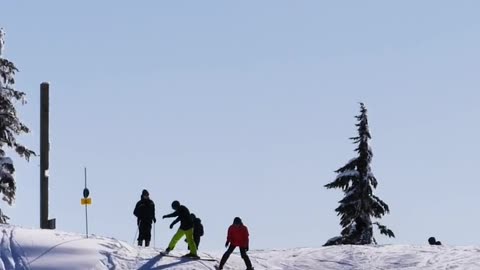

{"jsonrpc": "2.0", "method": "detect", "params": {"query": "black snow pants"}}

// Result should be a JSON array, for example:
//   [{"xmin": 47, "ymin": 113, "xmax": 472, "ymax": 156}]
[
  {"xmin": 138, "ymin": 219, "xmax": 152, "ymax": 246},
  {"xmin": 219, "ymin": 245, "xmax": 253, "ymax": 270}
]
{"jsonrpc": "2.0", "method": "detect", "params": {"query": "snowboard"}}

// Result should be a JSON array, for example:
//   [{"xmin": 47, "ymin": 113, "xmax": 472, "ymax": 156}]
[{"xmin": 160, "ymin": 253, "xmax": 217, "ymax": 262}]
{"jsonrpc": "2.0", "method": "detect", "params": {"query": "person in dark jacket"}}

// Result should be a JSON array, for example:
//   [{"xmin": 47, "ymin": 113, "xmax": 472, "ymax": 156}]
[
  {"xmin": 186, "ymin": 213, "xmax": 204, "ymax": 250},
  {"xmin": 162, "ymin": 200, "xmax": 198, "ymax": 257},
  {"xmin": 216, "ymin": 217, "xmax": 254, "ymax": 270},
  {"xmin": 133, "ymin": 189, "xmax": 156, "ymax": 247},
  {"xmin": 428, "ymin": 236, "xmax": 442, "ymax": 245}
]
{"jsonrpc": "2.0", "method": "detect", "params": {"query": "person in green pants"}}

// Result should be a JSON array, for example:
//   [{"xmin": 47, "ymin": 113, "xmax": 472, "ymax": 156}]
[{"xmin": 162, "ymin": 200, "xmax": 198, "ymax": 258}]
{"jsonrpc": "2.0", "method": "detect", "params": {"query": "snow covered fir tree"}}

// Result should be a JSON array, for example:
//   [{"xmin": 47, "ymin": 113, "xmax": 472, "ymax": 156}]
[
  {"xmin": 0, "ymin": 28, "xmax": 35, "ymax": 223},
  {"xmin": 324, "ymin": 103, "xmax": 394, "ymax": 246}
]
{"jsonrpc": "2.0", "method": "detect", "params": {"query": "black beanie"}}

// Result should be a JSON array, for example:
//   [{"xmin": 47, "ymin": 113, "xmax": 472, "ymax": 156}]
[
  {"xmin": 233, "ymin": 217, "xmax": 242, "ymax": 225},
  {"xmin": 142, "ymin": 189, "xmax": 149, "ymax": 196}
]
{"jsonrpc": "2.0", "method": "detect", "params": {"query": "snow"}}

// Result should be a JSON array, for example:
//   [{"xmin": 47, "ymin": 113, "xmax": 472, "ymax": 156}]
[
  {"xmin": 1, "ymin": 225, "xmax": 480, "ymax": 270},
  {"xmin": 0, "ymin": 158, "xmax": 13, "ymax": 167},
  {"xmin": 0, "ymin": 28, "xmax": 5, "ymax": 58},
  {"xmin": 336, "ymin": 170, "xmax": 359, "ymax": 179}
]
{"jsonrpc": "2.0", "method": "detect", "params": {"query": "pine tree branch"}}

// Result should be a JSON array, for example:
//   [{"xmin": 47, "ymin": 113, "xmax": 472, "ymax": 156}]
[{"xmin": 374, "ymin": 222, "xmax": 395, "ymax": 238}]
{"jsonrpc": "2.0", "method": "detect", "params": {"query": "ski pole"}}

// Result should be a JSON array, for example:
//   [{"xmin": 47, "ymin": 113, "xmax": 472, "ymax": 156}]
[
  {"xmin": 154, "ymin": 223, "xmax": 156, "ymax": 248},
  {"xmin": 133, "ymin": 226, "xmax": 138, "ymax": 246}
]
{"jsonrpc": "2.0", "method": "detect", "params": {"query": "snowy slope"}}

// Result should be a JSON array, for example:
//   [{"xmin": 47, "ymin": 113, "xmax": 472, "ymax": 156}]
[{"xmin": 1, "ymin": 225, "xmax": 480, "ymax": 270}]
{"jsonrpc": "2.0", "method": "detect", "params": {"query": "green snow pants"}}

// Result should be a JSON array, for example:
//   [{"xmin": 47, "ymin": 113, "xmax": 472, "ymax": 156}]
[{"xmin": 167, "ymin": 228, "xmax": 197, "ymax": 255}]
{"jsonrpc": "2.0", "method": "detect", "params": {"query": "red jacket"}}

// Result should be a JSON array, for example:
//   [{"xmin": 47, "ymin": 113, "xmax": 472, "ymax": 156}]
[{"xmin": 227, "ymin": 224, "xmax": 249, "ymax": 248}]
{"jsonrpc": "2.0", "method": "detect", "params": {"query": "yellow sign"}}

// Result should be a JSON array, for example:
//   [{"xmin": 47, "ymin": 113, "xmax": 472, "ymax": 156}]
[{"xmin": 81, "ymin": 198, "xmax": 92, "ymax": 205}]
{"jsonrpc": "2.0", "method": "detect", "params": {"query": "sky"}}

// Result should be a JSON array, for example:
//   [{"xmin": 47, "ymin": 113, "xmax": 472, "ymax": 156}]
[{"xmin": 1, "ymin": 1, "xmax": 480, "ymax": 250}]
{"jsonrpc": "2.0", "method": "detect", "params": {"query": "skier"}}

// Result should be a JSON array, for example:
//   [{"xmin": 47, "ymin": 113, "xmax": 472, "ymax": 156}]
[
  {"xmin": 162, "ymin": 200, "xmax": 198, "ymax": 258},
  {"xmin": 216, "ymin": 217, "xmax": 254, "ymax": 270},
  {"xmin": 428, "ymin": 236, "xmax": 442, "ymax": 245},
  {"xmin": 133, "ymin": 189, "xmax": 156, "ymax": 247},
  {"xmin": 186, "ymin": 213, "xmax": 204, "ymax": 250}
]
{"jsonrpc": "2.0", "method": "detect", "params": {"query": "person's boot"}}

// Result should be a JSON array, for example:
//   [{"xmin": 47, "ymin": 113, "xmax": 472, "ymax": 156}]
[
  {"xmin": 182, "ymin": 253, "xmax": 200, "ymax": 259},
  {"xmin": 244, "ymin": 257, "xmax": 254, "ymax": 270},
  {"xmin": 137, "ymin": 240, "xmax": 142, "ymax": 246},
  {"xmin": 145, "ymin": 241, "xmax": 150, "ymax": 247},
  {"xmin": 162, "ymin": 247, "xmax": 171, "ymax": 255}
]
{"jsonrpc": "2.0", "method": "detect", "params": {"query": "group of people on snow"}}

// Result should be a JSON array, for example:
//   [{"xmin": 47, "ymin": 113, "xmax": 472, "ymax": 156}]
[{"xmin": 133, "ymin": 189, "xmax": 253, "ymax": 270}]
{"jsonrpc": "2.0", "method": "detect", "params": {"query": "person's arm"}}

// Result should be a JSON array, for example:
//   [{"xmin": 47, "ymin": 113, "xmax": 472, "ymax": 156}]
[
  {"xmin": 162, "ymin": 210, "xmax": 179, "ymax": 219},
  {"xmin": 245, "ymin": 226, "xmax": 250, "ymax": 251},
  {"xmin": 151, "ymin": 202, "xmax": 156, "ymax": 223},
  {"xmin": 133, "ymin": 202, "xmax": 140, "ymax": 217},
  {"xmin": 170, "ymin": 217, "xmax": 180, "ymax": 229},
  {"xmin": 225, "ymin": 226, "xmax": 232, "ymax": 247}
]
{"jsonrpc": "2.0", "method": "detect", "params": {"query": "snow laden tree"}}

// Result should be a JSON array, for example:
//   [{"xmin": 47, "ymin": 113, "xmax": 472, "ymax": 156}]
[
  {"xmin": 0, "ymin": 28, "xmax": 35, "ymax": 223},
  {"xmin": 324, "ymin": 103, "xmax": 394, "ymax": 246}
]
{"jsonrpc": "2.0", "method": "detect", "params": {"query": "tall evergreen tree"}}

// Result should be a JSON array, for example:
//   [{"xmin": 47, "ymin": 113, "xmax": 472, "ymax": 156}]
[
  {"xmin": 0, "ymin": 28, "xmax": 35, "ymax": 223},
  {"xmin": 324, "ymin": 103, "xmax": 394, "ymax": 246}
]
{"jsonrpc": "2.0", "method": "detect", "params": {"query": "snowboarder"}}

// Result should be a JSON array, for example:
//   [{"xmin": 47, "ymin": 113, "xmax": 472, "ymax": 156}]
[
  {"xmin": 216, "ymin": 217, "xmax": 254, "ymax": 270},
  {"xmin": 162, "ymin": 200, "xmax": 198, "ymax": 258},
  {"xmin": 186, "ymin": 213, "xmax": 204, "ymax": 250},
  {"xmin": 133, "ymin": 189, "xmax": 156, "ymax": 247},
  {"xmin": 428, "ymin": 236, "xmax": 442, "ymax": 245}
]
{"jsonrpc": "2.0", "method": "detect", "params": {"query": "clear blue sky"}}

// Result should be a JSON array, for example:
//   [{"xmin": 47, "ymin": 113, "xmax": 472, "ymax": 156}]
[{"xmin": 2, "ymin": 1, "xmax": 480, "ymax": 250}]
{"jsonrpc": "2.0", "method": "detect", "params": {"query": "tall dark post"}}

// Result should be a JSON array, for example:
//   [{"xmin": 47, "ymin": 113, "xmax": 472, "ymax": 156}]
[
  {"xmin": 40, "ymin": 82, "xmax": 54, "ymax": 229},
  {"xmin": 84, "ymin": 167, "xmax": 89, "ymax": 238}
]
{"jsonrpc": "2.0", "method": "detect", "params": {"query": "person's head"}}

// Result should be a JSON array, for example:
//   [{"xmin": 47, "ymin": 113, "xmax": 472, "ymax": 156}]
[
  {"xmin": 428, "ymin": 237, "xmax": 436, "ymax": 245},
  {"xmin": 233, "ymin": 217, "xmax": 243, "ymax": 225},
  {"xmin": 141, "ymin": 189, "xmax": 149, "ymax": 199},
  {"xmin": 171, "ymin": 200, "xmax": 180, "ymax": 210}
]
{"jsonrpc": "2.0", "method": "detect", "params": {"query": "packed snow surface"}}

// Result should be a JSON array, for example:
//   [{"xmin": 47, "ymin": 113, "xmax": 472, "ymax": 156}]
[{"xmin": 1, "ymin": 225, "xmax": 480, "ymax": 269}]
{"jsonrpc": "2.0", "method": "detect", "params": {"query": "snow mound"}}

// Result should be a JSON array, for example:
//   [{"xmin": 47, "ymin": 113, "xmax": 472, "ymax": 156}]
[{"xmin": 1, "ymin": 225, "xmax": 480, "ymax": 269}]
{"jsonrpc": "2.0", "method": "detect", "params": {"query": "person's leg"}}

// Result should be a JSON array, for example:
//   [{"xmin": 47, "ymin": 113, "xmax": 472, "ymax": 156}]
[
  {"xmin": 138, "ymin": 221, "xmax": 146, "ymax": 246},
  {"xmin": 137, "ymin": 227, "xmax": 143, "ymax": 246},
  {"xmin": 218, "ymin": 245, "xmax": 236, "ymax": 269},
  {"xmin": 194, "ymin": 235, "xmax": 200, "ymax": 250},
  {"xmin": 167, "ymin": 229, "xmax": 186, "ymax": 251},
  {"xmin": 240, "ymin": 248, "xmax": 253, "ymax": 269},
  {"xmin": 185, "ymin": 228, "xmax": 197, "ymax": 255},
  {"xmin": 144, "ymin": 222, "xmax": 152, "ymax": 247}
]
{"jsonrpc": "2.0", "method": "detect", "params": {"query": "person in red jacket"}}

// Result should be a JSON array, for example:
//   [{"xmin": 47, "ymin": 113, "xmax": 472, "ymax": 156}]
[{"xmin": 216, "ymin": 217, "xmax": 254, "ymax": 270}]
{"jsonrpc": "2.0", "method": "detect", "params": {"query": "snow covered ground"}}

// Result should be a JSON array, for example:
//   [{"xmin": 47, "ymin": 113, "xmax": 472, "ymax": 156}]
[{"xmin": 1, "ymin": 225, "xmax": 480, "ymax": 270}]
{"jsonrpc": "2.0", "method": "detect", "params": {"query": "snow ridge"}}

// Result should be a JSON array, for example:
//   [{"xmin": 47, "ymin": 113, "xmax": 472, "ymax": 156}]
[{"xmin": 2, "ymin": 225, "xmax": 480, "ymax": 269}]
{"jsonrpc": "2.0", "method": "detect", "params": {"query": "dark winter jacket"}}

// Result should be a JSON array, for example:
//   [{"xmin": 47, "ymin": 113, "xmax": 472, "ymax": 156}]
[
  {"xmin": 193, "ymin": 218, "xmax": 204, "ymax": 238},
  {"xmin": 133, "ymin": 198, "xmax": 155, "ymax": 224},
  {"xmin": 164, "ymin": 205, "xmax": 193, "ymax": 230},
  {"xmin": 227, "ymin": 224, "xmax": 249, "ymax": 248}
]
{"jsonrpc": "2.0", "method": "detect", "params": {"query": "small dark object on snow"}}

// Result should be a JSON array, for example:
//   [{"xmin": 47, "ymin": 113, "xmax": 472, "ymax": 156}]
[{"xmin": 428, "ymin": 237, "xmax": 442, "ymax": 245}]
